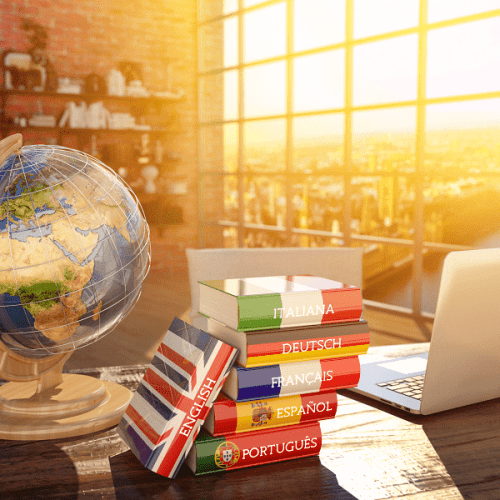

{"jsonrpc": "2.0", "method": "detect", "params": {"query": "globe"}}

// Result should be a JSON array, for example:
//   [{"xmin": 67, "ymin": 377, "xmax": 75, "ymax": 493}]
[
  {"xmin": 0, "ymin": 135, "xmax": 151, "ymax": 440},
  {"xmin": 0, "ymin": 143, "xmax": 150, "ymax": 358}
]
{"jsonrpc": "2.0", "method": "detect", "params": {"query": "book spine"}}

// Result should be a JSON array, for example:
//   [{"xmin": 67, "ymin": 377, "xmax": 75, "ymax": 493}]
[
  {"xmin": 190, "ymin": 422, "xmax": 322, "ymax": 475},
  {"xmin": 236, "ymin": 288, "xmax": 362, "ymax": 331},
  {"xmin": 245, "ymin": 331, "xmax": 370, "ymax": 367},
  {"xmin": 230, "ymin": 356, "xmax": 360, "ymax": 402},
  {"xmin": 209, "ymin": 390, "xmax": 337, "ymax": 435}
]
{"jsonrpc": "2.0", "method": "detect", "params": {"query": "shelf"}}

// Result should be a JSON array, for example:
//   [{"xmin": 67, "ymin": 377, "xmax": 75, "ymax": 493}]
[
  {"xmin": 0, "ymin": 88, "xmax": 184, "ymax": 103},
  {"xmin": 0, "ymin": 124, "xmax": 182, "ymax": 135},
  {"xmin": 0, "ymin": 88, "xmax": 184, "ymax": 137}
]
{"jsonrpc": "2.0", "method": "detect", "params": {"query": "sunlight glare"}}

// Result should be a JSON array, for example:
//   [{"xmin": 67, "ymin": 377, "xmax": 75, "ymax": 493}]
[
  {"xmin": 294, "ymin": 0, "xmax": 345, "ymax": 52},
  {"xmin": 244, "ymin": 61, "xmax": 286, "ymax": 118},
  {"xmin": 353, "ymin": 35, "xmax": 418, "ymax": 106},
  {"xmin": 354, "ymin": 0, "xmax": 419, "ymax": 39},
  {"xmin": 294, "ymin": 50, "xmax": 345, "ymax": 113},
  {"xmin": 428, "ymin": 0, "xmax": 500, "ymax": 24},
  {"xmin": 224, "ymin": 0, "xmax": 239, "ymax": 15},
  {"xmin": 426, "ymin": 17, "xmax": 500, "ymax": 98},
  {"xmin": 426, "ymin": 99, "xmax": 500, "ymax": 131},
  {"xmin": 353, "ymin": 107, "xmax": 416, "ymax": 136},
  {"xmin": 244, "ymin": 119, "xmax": 286, "ymax": 150},
  {"xmin": 244, "ymin": 2, "xmax": 286, "ymax": 63}
]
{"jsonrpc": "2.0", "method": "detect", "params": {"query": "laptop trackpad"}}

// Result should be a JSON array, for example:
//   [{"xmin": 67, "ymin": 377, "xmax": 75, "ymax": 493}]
[{"xmin": 378, "ymin": 356, "xmax": 428, "ymax": 375}]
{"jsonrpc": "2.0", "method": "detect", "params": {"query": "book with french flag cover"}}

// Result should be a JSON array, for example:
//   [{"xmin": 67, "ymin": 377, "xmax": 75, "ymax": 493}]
[
  {"xmin": 205, "ymin": 316, "xmax": 369, "ymax": 367},
  {"xmin": 118, "ymin": 317, "xmax": 239, "ymax": 478},
  {"xmin": 204, "ymin": 390, "xmax": 337, "ymax": 435},
  {"xmin": 185, "ymin": 422, "xmax": 322, "ymax": 475},
  {"xmin": 198, "ymin": 275, "xmax": 363, "ymax": 332},
  {"xmin": 223, "ymin": 355, "xmax": 360, "ymax": 402}
]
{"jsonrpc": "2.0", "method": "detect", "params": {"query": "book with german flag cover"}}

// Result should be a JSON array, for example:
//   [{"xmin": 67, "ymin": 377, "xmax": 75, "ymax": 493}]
[
  {"xmin": 198, "ymin": 275, "xmax": 362, "ymax": 332},
  {"xmin": 204, "ymin": 390, "xmax": 337, "ymax": 435},
  {"xmin": 185, "ymin": 422, "xmax": 321, "ymax": 475},
  {"xmin": 205, "ymin": 316, "xmax": 369, "ymax": 367}
]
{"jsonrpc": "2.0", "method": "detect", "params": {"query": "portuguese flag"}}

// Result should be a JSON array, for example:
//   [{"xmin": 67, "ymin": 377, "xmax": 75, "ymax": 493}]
[{"xmin": 185, "ymin": 422, "xmax": 322, "ymax": 475}]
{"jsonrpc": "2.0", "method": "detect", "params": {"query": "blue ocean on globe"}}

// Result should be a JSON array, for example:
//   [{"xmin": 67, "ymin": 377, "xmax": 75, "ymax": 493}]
[{"xmin": 0, "ymin": 145, "xmax": 150, "ymax": 358}]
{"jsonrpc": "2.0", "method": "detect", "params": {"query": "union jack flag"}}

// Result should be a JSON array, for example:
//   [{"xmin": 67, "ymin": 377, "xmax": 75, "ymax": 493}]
[{"xmin": 118, "ymin": 317, "xmax": 238, "ymax": 478}]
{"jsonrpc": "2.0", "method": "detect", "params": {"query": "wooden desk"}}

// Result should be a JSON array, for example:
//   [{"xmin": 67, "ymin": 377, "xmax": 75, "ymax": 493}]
[{"xmin": 1, "ymin": 344, "xmax": 499, "ymax": 500}]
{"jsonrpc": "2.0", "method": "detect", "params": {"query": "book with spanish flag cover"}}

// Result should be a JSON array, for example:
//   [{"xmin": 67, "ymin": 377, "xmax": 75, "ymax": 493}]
[
  {"xmin": 198, "ymin": 275, "xmax": 363, "ymax": 332},
  {"xmin": 205, "ymin": 315, "xmax": 369, "ymax": 367},
  {"xmin": 185, "ymin": 422, "xmax": 322, "ymax": 475},
  {"xmin": 204, "ymin": 390, "xmax": 337, "ymax": 435}
]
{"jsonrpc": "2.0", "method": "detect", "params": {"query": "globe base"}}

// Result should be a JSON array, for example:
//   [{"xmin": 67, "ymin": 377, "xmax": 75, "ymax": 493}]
[{"xmin": 0, "ymin": 374, "xmax": 132, "ymax": 440}]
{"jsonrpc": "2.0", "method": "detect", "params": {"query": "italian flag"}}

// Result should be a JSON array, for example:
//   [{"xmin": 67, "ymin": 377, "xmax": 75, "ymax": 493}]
[{"xmin": 237, "ymin": 276, "xmax": 362, "ymax": 331}]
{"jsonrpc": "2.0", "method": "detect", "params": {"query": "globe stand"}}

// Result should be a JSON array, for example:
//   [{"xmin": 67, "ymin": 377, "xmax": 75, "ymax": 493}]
[
  {"xmin": 0, "ymin": 133, "xmax": 22, "ymax": 165},
  {"xmin": 0, "ymin": 341, "xmax": 133, "ymax": 441},
  {"xmin": 0, "ymin": 134, "xmax": 149, "ymax": 440}
]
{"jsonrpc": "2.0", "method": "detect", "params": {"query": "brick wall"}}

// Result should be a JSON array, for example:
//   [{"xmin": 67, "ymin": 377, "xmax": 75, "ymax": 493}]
[
  {"xmin": 198, "ymin": 2, "xmax": 225, "ymax": 247},
  {"xmin": 0, "ymin": 0, "xmax": 199, "ymax": 256}
]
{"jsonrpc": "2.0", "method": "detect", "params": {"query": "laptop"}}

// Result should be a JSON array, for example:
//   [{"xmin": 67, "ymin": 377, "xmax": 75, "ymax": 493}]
[{"xmin": 347, "ymin": 248, "xmax": 500, "ymax": 415}]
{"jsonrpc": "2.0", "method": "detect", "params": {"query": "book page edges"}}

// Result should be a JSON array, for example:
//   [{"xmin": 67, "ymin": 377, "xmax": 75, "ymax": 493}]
[{"xmin": 199, "ymin": 284, "xmax": 239, "ymax": 330}]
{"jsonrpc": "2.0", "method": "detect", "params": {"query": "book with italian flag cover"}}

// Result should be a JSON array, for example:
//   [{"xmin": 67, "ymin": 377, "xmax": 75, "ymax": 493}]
[
  {"xmin": 204, "ymin": 390, "xmax": 337, "ymax": 436},
  {"xmin": 198, "ymin": 275, "xmax": 363, "ymax": 332},
  {"xmin": 117, "ymin": 317, "xmax": 239, "ymax": 479},
  {"xmin": 185, "ymin": 422, "xmax": 322, "ymax": 475},
  {"xmin": 205, "ymin": 315, "xmax": 369, "ymax": 367},
  {"xmin": 223, "ymin": 355, "xmax": 360, "ymax": 402}
]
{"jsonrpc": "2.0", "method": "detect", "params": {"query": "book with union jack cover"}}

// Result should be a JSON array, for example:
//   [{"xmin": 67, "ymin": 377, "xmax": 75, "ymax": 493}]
[
  {"xmin": 118, "ymin": 317, "xmax": 239, "ymax": 478},
  {"xmin": 198, "ymin": 275, "xmax": 362, "ymax": 332}
]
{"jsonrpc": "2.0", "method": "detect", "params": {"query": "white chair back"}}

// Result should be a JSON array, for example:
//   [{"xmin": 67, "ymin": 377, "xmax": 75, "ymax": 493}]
[{"xmin": 186, "ymin": 247, "xmax": 363, "ymax": 328}]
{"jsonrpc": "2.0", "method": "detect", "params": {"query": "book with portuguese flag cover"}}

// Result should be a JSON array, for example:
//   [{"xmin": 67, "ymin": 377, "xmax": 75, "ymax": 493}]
[
  {"xmin": 185, "ymin": 422, "xmax": 322, "ymax": 475},
  {"xmin": 198, "ymin": 275, "xmax": 363, "ymax": 332},
  {"xmin": 205, "ymin": 315, "xmax": 369, "ymax": 367},
  {"xmin": 204, "ymin": 390, "xmax": 337, "ymax": 436},
  {"xmin": 223, "ymin": 355, "xmax": 360, "ymax": 402}
]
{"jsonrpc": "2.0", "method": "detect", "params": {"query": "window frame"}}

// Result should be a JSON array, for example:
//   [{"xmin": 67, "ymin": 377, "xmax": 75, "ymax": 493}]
[{"xmin": 197, "ymin": 0, "xmax": 500, "ymax": 319}]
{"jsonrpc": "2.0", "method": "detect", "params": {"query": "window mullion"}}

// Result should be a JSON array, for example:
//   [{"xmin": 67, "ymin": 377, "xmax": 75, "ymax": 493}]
[
  {"xmin": 343, "ymin": 0, "xmax": 354, "ymax": 249},
  {"xmin": 237, "ymin": 0, "xmax": 245, "ymax": 247},
  {"xmin": 285, "ymin": 0, "xmax": 294, "ymax": 245},
  {"xmin": 413, "ymin": 0, "xmax": 428, "ymax": 316}
]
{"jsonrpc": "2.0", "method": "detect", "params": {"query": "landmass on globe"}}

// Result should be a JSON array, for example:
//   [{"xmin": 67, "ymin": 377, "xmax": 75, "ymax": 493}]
[{"xmin": 0, "ymin": 146, "xmax": 149, "ymax": 357}]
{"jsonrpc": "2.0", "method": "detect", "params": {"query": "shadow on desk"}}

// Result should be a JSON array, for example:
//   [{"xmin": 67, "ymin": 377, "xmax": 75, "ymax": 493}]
[
  {"xmin": 1, "ymin": 440, "xmax": 79, "ymax": 500},
  {"xmin": 340, "ymin": 388, "xmax": 500, "ymax": 499},
  {"xmin": 109, "ymin": 453, "xmax": 358, "ymax": 500}
]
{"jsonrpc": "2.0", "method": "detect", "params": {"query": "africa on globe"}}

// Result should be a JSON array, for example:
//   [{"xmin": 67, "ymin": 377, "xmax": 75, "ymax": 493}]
[{"xmin": 0, "ymin": 143, "xmax": 151, "ymax": 358}]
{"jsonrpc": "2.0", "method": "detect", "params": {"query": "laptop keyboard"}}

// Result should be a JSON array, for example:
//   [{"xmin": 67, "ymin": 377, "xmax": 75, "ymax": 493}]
[{"xmin": 377, "ymin": 375, "xmax": 425, "ymax": 400}]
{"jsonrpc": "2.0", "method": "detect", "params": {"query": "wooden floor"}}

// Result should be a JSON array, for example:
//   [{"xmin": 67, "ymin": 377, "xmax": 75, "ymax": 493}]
[{"xmin": 66, "ymin": 254, "xmax": 433, "ymax": 371}]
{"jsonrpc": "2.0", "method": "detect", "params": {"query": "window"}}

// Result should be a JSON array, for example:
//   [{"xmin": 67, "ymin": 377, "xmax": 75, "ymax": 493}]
[{"xmin": 197, "ymin": 0, "xmax": 500, "ymax": 317}]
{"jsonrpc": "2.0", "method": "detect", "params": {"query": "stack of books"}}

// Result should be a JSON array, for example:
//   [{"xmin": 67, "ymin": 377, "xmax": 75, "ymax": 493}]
[{"xmin": 185, "ymin": 275, "xmax": 369, "ymax": 475}]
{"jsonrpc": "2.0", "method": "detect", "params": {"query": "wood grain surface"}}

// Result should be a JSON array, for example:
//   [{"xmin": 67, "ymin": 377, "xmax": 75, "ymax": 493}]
[{"xmin": 1, "ymin": 345, "xmax": 499, "ymax": 500}]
